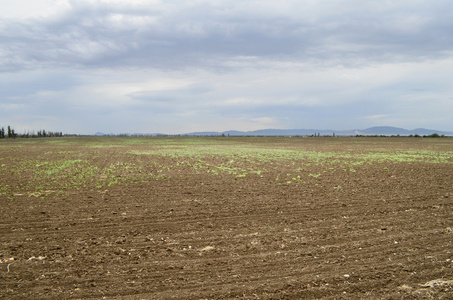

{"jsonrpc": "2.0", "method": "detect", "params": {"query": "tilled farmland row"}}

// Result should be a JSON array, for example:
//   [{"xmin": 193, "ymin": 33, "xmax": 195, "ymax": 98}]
[{"xmin": 1, "ymin": 137, "xmax": 453, "ymax": 299}]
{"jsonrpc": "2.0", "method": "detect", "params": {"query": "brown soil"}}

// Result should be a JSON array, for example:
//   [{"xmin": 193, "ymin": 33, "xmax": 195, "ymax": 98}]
[{"xmin": 1, "ymin": 137, "xmax": 453, "ymax": 299}]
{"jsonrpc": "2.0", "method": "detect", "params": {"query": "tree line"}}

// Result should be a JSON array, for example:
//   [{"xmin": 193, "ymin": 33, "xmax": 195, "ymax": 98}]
[{"xmin": 0, "ymin": 125, "xmax": 63, "ymax": 138}]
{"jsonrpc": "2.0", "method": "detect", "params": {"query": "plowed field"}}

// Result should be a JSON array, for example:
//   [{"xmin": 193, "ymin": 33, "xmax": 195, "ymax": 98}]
[{"xmin": 1, "ymin": 137, "xmax": 453, "ymax": 299}]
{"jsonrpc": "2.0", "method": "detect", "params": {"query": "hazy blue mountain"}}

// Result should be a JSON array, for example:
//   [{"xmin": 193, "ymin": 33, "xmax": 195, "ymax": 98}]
[
  {"xmin": 409, "ymin": 128, "xmax": 448, "ymax": 135},
  {"xmin": 185, "ymin": 126, "xmax": 453, "ymax": 136},
  {"xmin": 359, "ymin": 126, "xmax": 411, "ymax": 135},
  {"xmin": 93, "ymin": 126, "xmax": 452, "ymax": 136},
  {"xmin": 355, "ymin": 127, "xmax": 453, "ymax": 136}
]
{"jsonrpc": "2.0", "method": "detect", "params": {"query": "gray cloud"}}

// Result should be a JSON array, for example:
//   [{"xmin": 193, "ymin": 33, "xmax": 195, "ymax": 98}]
[
  {"xmin": 1, "ymin": 0, "xmax": 453, "ymax": 134},
  {"xmin": 2, "ymin": 0, "xmax": 453, "ymax": 72}
]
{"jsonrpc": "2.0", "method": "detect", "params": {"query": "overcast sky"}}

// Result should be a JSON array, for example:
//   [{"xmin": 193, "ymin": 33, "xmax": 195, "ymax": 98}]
[{"xmin": 1, "ymin": 0, "xmax": 453, "ymax": 134}]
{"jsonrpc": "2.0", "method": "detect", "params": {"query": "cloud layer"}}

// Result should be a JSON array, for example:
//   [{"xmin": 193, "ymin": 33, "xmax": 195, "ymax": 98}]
[{"xmin": 1, "ymin": 0, "xmax": 453, "ymax": 134}]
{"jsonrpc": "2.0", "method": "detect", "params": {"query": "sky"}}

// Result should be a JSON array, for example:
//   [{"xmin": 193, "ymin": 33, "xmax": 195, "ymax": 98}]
[{"xmin": 1, "ymin": 0, "xmax": 453, "ymax": 135}]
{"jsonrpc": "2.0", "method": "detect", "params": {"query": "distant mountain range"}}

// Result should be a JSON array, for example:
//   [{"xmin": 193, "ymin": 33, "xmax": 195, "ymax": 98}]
[
  {"xmin": 185, "ymin": 126, "xmax": 453, "ymax": 137},
  {"xmin": 95, "ymin": 126, "xmax": 453, "ymax": 137}
]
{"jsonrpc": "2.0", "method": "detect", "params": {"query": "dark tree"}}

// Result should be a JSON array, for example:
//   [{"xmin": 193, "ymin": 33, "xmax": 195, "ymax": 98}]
[{"xmin": 1, "ymin": 126, "xmax": 62, "ymax": 138}]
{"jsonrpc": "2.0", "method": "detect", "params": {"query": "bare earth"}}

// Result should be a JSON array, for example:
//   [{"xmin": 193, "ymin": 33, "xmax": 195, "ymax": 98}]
[{"xmin": 1, "ymin": 137, "xmax": 452, "ymax": 299}]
